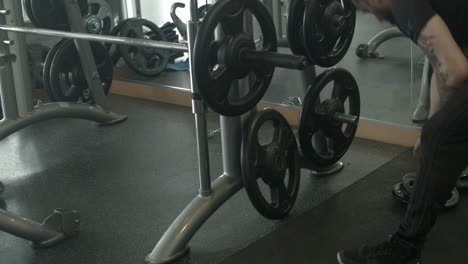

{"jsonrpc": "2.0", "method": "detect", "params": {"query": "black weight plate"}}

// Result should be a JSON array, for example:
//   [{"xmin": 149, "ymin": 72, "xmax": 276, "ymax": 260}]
[
  {"xmin": 106, "ymin": 17, "xmax": 138, "ymax": 65},
  {"xmin": 392, "ymin": 182, "xmax": 410, "ymax": 204},
  {"xmin": 24, "ymin": 0, "xmax": 40, "ymax": 27},
  {"xmin": 402, "ymin": 172, "xmax": 417, "ymax": 193},
  {"xmin": 119, "ymin": 18, "xmax": 169, "ymax": 77},
  {"xmin": 398, "ymin": 172, "xmax": 459, "ymax": 209},
  {"xmin": 43, "ymin": 40, "xmax": 69, "ymax": 101},
  {"xmin": 27, "ymin": 43, "xmax": 51, "ymax": 89},
  {"xmin": 194, "ymin": 0, "xmax": 277, "ymax": 116},
  {"xmin": 303, "ymin": 0, "xmax": 356, "ymax": 67},
  {"xmin": 85, "ymin": 0, "xmax": 114, "ymax": 34},
  {"xmin": 49, "ymin": 40, "xmax": 113, "ymax": 102},
  {"xmin": 299, "ymin": 68, "xmax": 360, "ymax": 167},
  {"xmin": 242, "ymin": 109, "xmax": 301, "ymax": 220},
  {"xmin": 30, "ymin": 0, "xmax": 88, "ymax": 30},
  {"xmin": 287, "ymin": 0, "xmax": 307, "ymax": 56}
]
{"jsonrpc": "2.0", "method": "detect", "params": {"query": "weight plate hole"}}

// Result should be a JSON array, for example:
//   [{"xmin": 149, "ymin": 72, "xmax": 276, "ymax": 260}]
[{"xmin": 257, "ymin": 120, "xmax": 275, "ymax": 147}]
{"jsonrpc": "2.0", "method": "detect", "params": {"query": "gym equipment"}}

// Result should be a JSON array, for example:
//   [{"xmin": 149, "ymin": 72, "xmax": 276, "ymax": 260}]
[
  {"xmin": 302, "ymin": 0, "xmax": 356, "ymax": 67},
  {"xmin": 43, "ymin": 39, "xmax": 68, "ymax": 101},
  {"xmin": 28, "ymin": 0, "xmax": 88, "ymax": 30},
  {"xmin": 242, "ymin": 109, "xmax": 301, "ymax": 219},
  {"xmin": 0, "ymin": 0, "xmax": 127, "ymax": 250},
  {"xmin": 299, "ymin": 68, "xmax": 360, "ymax": 167},
  {"xmin": 119, "ymin": 18, "xmax": 170, "ymax": 77},
  {"xmin": 194, "ymin": 0, "xmax": 308, "ymax": 116},
  {"xmin": 46, "ymin": 40, "xmax": 113, "ymax": 102},
  {"xmin": 27, "ymin": 43, "xmax": 50, "ymax": 90},
  {"xmin": 84, "ymin": 0, "xmax": 114, "ymax": 34},
  {"xmin": 287, "ymin": 0, "xmax": 307, "ymax": 56},
  {"xmin": 106, "ymin": 17, "xmax": 137, "ymax": 65},
  {"xmin": 287, "ymin": 0, "xmax": 356, "ymax": 67},
  {"xmin": 393, "ymin": 173, "xmax": 460, "ymax": 209},
  {"xmin": 171, "ymin": 2, "xmax": 212, "ymax": 40}
]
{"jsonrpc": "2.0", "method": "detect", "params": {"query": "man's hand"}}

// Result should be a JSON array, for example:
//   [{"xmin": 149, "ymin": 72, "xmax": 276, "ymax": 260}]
[{"xmin": 417, "ymin": 15, "xmax": 468, "ymax": 107}]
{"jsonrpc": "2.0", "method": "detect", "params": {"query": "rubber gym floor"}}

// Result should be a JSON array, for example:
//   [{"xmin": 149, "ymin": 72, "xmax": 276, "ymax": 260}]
[{"xmin": 1, "ymin": 95, "xmax": 467, "ymax": 264}]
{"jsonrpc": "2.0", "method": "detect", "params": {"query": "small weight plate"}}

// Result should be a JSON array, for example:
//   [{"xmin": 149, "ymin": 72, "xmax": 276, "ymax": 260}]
[
  {"xmin": 85, "ymin": 0, "xmax": 114, "ymax": 34},
  {"xmin": 119, "ymin": 18, "xmax": 169, "ymax": 77},
  {"xmin": 402, "ymin": 172, "xmax": 417, "ymax": 194},
  {"xmin": 242, "ymin": 109, "xmax": 301, "ymax": 219},
  {"xmin": 398, "ymin": 172, "xmax": 460, "ymax": 209},
  {"xmin": 302, "ymin": 0, "xmax": 356, "ymax": 67},
  {"xmin": 299, "ymin": 68, "xmax": 360, "ymax": 167},
  {"xmin": 48, "ymin": 40, "xmax": 113, "ymax": 102},
  {"xmin": 106, "ymin": 17, "xmax": 139, "ymax": 65},
  {"xmin": 194, "ymin": 0, "xmax": 277, "ymax": 116},
  {"xmin": 392, "ymin": 182, "xmax": 410, "ymax": 204},
  {"xmin": 27, "ymin": 43, "xmax": 51, "ymax": 89},
  {"xmin": 30, "ymin": 0, "xmax": 88, "ymax": 30}
]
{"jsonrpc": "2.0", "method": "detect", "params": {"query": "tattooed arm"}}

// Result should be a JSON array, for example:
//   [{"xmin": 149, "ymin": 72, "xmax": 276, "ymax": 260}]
[{"xmin": 417, "ymin": 15, "xmax": 468, "ymax": 107}]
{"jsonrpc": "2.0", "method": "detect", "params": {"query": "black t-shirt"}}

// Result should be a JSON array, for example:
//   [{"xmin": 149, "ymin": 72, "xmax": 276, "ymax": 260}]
[{"xmin": 392, "ymin": 0, "xmax": 468, "ymax": 47}]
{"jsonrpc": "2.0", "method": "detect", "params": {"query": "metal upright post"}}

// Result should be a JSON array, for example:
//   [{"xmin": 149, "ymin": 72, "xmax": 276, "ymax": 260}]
[
  {"xmin": 119, "ymin": 0, "xmax": 129, "ymax": 20},
  {"xmin": 3, "ymin": 0, "xmax": 33, "ymax": 115},
  {"xmin": 64, "ymin": 0, "xmax": 110, "ymax": 110},
  {"xmin": 145, "ymin": 1, "xmax": 244, "ymax": 263},
  {"xmin": 0, "ymin": 0, "xmax": 18, "ymax": 121}
]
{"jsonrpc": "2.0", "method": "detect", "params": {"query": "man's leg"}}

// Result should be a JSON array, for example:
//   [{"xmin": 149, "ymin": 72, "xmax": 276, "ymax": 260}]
[{"xmin": 398, "ymin": 80, "xmax": 468, "ymax": 241}]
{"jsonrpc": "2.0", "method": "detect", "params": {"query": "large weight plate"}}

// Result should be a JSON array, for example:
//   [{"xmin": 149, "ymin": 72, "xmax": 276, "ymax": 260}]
[
  {"xmin": 24, "ymin": 0, "xmax": 40, "ymax": 26},
  {"xmin": 27, "ymin": 44, "xmax": 51, "ymax": 90},
  {"xmin": 299, "ymin": 68, "xmax": 360, "ymax": 167},
  {"xmin": 303, "ymin": 0, "xmax": 356, "ymax": 67},
  {"xmin": 43, "ymin": 40, "xmax": 69, "ymax": 101},
  {"xmin": 194, "ymin": 0, "xmax": 277, "ymax": 116},
  {"xmin": 287, "ymin": 0, "xmax": 307, "ymax": 56},
  {"xmin": 242, "ymin": 109, "xmax": 301, "ymax": 219},
  {"xmin": 48, "ymin": 40, "xmax": 113, "ymax": 102},
  {"xmin": 119, "ymin": 18, "xmax": 169, "ymax": 77},
  {"xmin": 30, "ymin": 0, "xmax": 88, "ymax": 30}
]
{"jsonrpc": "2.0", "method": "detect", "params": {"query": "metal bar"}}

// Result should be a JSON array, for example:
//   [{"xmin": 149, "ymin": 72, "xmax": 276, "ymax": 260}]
[
  {"xmin": 145, "ymin": 174, "xmax": 243, "ymax": 264},
  {"xmin": 4, "ymin": 0, "xmax": 33, "ymax": 115},
  {"xmin": 0, "ymin": 102, "xmax": 127, "ymax": 141},
  {"xmin": 64, "ymin": 0, "xmax": 109, "ymax": 109},
  {"xmin": 0, "ymin": 1, "xmax": 18, "ymax": 120},
  {"xmin": 366, "ymin": 27, "xmax": 403, "ymax": 55},
  {"xmin": 243, "ymin": 50, "xmax": 308, "ymax": 70},
  {"xmin": 0, "ymin": 25, "xmax": 189, "ymax": 52},
  {"xmin": 0, "ymin": 209, "xmax": 63, "ymax": 243},
  {"xmin": 0, "ymin": 208, "xmax": 80, "ymax": 247},
  {"xmin": 186, "ymin": 0, "xmax": 212, "ymax": 197},
  {"xmin": 333, "ymin": 112, "xmax": 359, "ymax": 125}
]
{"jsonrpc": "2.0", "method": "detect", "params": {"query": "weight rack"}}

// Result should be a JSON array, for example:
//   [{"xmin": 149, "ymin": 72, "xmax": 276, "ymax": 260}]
[{"xmin": 0, "ymin": 0, "xmax": 344, "ymax": 263}]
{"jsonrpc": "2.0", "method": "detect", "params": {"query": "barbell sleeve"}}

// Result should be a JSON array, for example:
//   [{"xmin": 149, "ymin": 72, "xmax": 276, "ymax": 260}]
[{"xmin": 242, "ymin": 49, "xmax": 309, "ymax": 70}]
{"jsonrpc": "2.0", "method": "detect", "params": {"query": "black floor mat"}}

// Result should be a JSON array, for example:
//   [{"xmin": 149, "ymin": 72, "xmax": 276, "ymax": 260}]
[{"xmin": 220, "ymin": 151, "xmax": 468, "ymax": 264}]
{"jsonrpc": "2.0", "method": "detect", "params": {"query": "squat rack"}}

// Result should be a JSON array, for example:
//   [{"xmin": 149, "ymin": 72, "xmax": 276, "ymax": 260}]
[{"xmin": 0, "ymin": 0, "xmax": 343, "ymax": 263}]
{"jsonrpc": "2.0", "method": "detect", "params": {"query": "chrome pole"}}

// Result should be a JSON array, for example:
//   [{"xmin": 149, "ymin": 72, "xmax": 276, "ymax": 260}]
[{"xmin": 0, "ymin": 25, "xmax": 189, "ymax": 52}]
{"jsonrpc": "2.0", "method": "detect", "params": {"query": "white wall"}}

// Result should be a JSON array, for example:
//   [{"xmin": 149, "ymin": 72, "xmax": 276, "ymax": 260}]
[{"xmin": 140, "ymin": 0, "xmax": 210, "ymax": 26}]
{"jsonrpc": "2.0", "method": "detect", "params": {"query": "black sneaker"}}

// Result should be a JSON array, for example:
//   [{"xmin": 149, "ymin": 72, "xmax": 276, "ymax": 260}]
[{"xmin": 337, "ymin": 234, "xmax": 422, "ymax": 264}]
